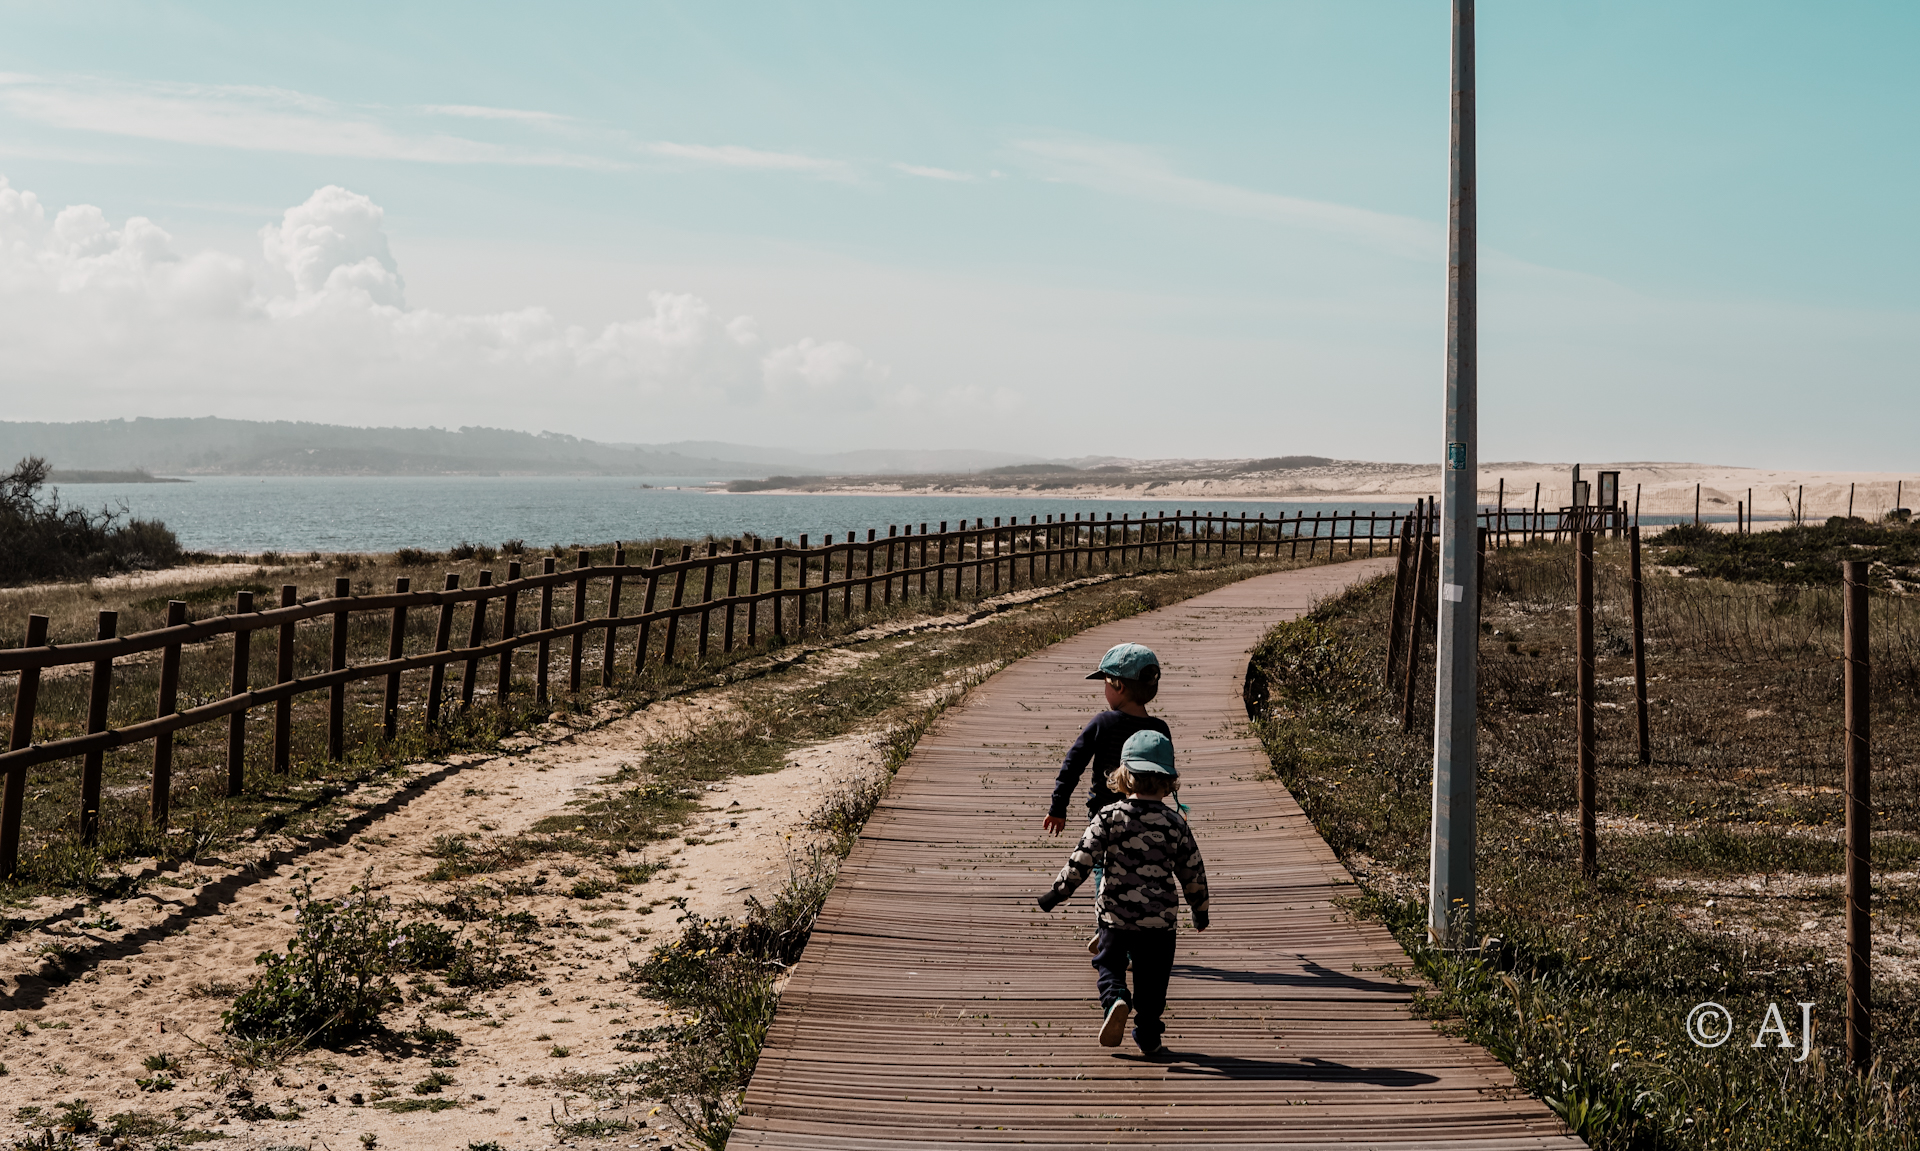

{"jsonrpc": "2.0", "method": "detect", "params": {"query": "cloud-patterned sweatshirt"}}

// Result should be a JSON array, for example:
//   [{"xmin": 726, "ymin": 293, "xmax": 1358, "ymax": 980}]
[{"xmin": 1036, "ymin": 797, "xmax": 1210, "ymax": 931}]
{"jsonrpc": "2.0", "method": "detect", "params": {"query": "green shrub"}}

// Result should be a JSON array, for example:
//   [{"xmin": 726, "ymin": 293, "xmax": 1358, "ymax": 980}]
[
  {"xmin": 399, "ymin": 922, "xmax": 458, "ymax": 970},
  {"xmin": 223, "ymin": 872, "xmax": 401, "ymax": 1043},
  {"xmin": 0, "ymin": 456, "xmax": 183, "ymax": 583}
]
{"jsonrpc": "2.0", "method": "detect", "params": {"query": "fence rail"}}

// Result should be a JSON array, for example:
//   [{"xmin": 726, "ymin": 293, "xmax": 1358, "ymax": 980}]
[{"xmin": 0, "ymin": 502, "xmax": 1624, "ymax": 877}]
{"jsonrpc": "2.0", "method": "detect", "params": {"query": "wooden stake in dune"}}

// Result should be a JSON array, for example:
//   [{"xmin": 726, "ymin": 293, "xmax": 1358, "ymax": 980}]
[
  {"xmin": 1842, "ymin": 559, "xmax": 1872, "ymax": 1072},
  {"xmin": 1694, "ymin": 483, "xmax": 1701, "ymax": 527},
  {"xmin": 1848, "ymin": 482, "xmax": 1856, "ymax": 520},
  {"xmin": 1797, "ymin": 484, "xmax": 1804, "ymax": 526},
  {"xmin": 227, "ymin": 592, "xmax": 252, "ymax": 797},
  {"xmin": 1, "ymin": 614, "xmax": 49, "ymax": 878},
  {"xmin": 1576, "ymin": 531, "xmax": 1597, "ymax": 878},
  {"xmin": 1629, "ymin": 527, "xmax": 1651, "ymax": 767}
]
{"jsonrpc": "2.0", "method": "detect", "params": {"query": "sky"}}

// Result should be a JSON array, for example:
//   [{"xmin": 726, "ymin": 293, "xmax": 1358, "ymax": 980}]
[{"xmin": 0, "ymin": 2, "xmax": 1914, "ymax": 467}]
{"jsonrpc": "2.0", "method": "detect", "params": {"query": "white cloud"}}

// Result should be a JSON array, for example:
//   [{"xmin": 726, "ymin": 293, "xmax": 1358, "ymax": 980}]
[
  {"xmin": 0, "ymin": 75, "xmax": 606, "ymax": 169},
  {"xmin": 643, "ymin": 140, "xmax": 848, "ymax": 177},
  {"xmin": 421, "ymin": 104, "xmax": 571, "ymax": 124},
  {"xmin": 1013, "ymin": 137, "xmax": 1443, "ymax": 260},
  {"xmin": 892, "ymin": 162, "xmax": 975, "ymax": 182},
  {"xmin": 0, "ymin": 176, "xmax": 897, "ymax": 424}
]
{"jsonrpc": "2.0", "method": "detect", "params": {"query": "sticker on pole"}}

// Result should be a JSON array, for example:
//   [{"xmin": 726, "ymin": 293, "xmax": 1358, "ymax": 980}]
[
  {"xmin": 1447, "ymin": 442, "xmax": 1467, "ymax": 470},
  {"xmin": 1443, "ymin": 583, "xmax": 1465, "ymax": 602}
]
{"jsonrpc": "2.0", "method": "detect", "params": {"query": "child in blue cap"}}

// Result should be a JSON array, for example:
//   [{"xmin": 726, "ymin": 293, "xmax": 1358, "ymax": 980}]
[
  {"xmin": 1043, "ymin": 642, "xmax": 1170, "ymax": 837},
  {"xmin": 1036, "ymin": 729, "xmax": 1210, "ymax": 1056}
]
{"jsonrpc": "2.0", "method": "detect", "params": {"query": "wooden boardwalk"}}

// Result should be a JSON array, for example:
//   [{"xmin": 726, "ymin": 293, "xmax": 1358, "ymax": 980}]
[{"xmin": 731, "ymin": 559, "xmax": 1581, "ymax": 1149}]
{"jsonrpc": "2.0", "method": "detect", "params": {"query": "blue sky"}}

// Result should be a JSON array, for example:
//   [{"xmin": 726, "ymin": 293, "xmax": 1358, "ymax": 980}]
[{"xmin": 0, "ymin": 2, "xmax": 1913, "ymax": 466}]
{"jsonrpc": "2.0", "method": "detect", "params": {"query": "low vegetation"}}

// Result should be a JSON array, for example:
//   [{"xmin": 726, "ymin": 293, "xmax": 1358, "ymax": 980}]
[
  {"xmin": 0, "ymin": 456, "xmax": 181, "ymax": 584},
  {"xmin": 1250, "ymin": 536, "xmax": 1919, "ymax": 1149},
  {"xmin": 1649, "ymin": 516, "xmax": 1920, "ymax": 589}
]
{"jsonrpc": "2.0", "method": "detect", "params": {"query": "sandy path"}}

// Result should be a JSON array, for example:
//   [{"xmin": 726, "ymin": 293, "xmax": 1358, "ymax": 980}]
[
  {"xmin": 0, "ymin": 572, "xmax": 1135, "ymax": 1149},
  {"xmin": 0, "ymin": 678, "xmax": 897, "ymax": 1151}
]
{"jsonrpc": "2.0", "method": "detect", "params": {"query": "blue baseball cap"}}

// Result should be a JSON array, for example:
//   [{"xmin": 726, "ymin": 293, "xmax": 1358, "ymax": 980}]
[
  {"xmin": 1120, "ymin": 730, "xmax": 1177, "ymax": 777},
  {"xmin": 1086, "ymin": 642, "xmax": 1160, "ymax": 681}
]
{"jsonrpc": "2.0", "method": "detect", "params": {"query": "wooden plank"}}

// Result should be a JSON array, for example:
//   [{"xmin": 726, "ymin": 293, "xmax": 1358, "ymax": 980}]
[{"xmin": 733, "ymin": 557, "xmax": 1578, "ymax": 1149}]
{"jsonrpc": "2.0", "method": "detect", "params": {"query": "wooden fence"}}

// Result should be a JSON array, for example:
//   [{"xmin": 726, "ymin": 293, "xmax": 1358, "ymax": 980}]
[{"xmin": 0, "ymin": 502, "xmax": 1613, "ymax": 877}]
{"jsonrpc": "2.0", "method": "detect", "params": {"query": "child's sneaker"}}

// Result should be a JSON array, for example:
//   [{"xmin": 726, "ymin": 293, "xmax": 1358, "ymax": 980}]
[
  {"xmin": 1138, "ymin": 1042, "xmax": 1170, "ymax": 1059},
  {"xmin": 1097, "ymin": 1000, "xmax": 1130, "ymax": 1047},
  {"xmin": 1085, "ymin": 935, "xmax": 1099, "ymax": 954}
]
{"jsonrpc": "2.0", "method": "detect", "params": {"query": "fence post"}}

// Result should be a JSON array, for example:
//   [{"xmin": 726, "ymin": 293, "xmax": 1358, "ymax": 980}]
[
  {"xmin": 1385, "ymin": 517, "xmax": 1414, "ymax": 689},
  {"xmin": 1576, "ymin": 530, "xmax": 1597, "ymax": 879},
  {"xmin": 841, "ymin": 532, "xmax": 856, "ymax": 617},
  {"xmin": 725, "ymin": 540, "xmax": 743, "ymax": 651},
  {"xmin": 1400, "ymin": 509, "xmax": 1431, "ymax": 723},
  {"xmin": 665, "ymin": 545, "xmax": 693, "ymax": 663},
  {"xmin": 936, "ymin": 523, "xmax": 949, "ymax": 595},
  {"xmin": 701, "ymin": 540, "xmax": 721, "ymax": 657},
  {"xmin": 227, "ymin": 593, "xmax": 253, "ymax": 798},
  {"xmin": 883, "ymin": 527, "xmax": 896, "ymax": 606},
  {"xmin": 1475, "ymin": 527, "xmax": 1487, "ymax": 629},
  {"xmin": 499, "ymin": 560, "xmax": 522, "ymax": 704},
  {"xmin": 153, "ymin": 599, "xmax": 188, "ymax": 826},
  {"xmin": 602, "ymin": 547, "xmax": 625, "ymax": 688},
  {"xmin": 921, "ymin": 523, "xmax": 933, "ymax": 597},
  {"xmin": 81, "ymin": 610, "xmax": 117, "ymax": 838},
  {"xmin": 537, "ymin": 557, "xmax": 556, "ymax": 703},
  {"xmin": 463, "ymin": 569, "xmax": 492, "ymax": 710},
  {"xmin": 428, "ymin": 573, "xmax": 460, "ymax": 726},
  {"xmin": 756, "ymin": 541, "xmax": 771, "ymax": 649},
  {"xmin": 275, "ymin": 585, "xmax": 296, "ymax": 772},
  {"xmin": 0, "ymin": 614, "xmax": 49, "ymax": 878},
  {"xmin": 770, "ymin": 539, "xmax": 786, "ymax": 640},
  {"xmin": 1842, "ymin": 559, "xmax": 1872, "ymax": 1072},
  {"xmin": 327, "ymin": 579, "xmax": 350, "ymax": 759},
  {"xmin": 745, "ymin": 542, "xmax": 762, "ymax": 647},
  {"xmin": 385, "ymin": 577, "xmax": 410, "ymax": 738},
  {"xmin": 570, "ymin": 550, "xmax": 591, "ymax": 691},
  {"xmin": 638, "ymin": 548, "xmax": 663, "ymax": 666},
  {"xmin": 1630, "ymin": 527, "xmax": 1651, "ymax": 766}
]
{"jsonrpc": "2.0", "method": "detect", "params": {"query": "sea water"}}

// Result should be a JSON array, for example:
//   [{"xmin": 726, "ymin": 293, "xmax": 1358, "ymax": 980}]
[
  {"xmin": 47, "ymin": 475, "xmax": 1435, "ymax": 554},
  {"xmin": 51, "ymin": 474, "xmax": 1721, "ymax": 555}
]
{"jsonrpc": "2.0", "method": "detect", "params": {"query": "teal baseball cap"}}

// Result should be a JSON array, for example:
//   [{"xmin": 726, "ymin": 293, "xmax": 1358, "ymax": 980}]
[
  {"xmin": 1086, "ymin": 642, "xmax": 1160, "ymax": 681},
  {"xmin": 1120, "ymin": 730, "xmax": 1177, "ymax": 777}
]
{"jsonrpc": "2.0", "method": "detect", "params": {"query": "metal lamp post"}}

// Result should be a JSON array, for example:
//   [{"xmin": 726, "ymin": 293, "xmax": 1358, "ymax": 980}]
[{"xmin": 1429, "ymin": 0, "xmax": 1478, "ymax": 945}]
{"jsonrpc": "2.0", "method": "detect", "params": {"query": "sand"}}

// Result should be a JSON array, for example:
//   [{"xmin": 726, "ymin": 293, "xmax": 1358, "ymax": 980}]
[
  {"xmin": 747, "ymin": 461, "xmax": 1916, "ymax": 521},
  {"xmin": 0, "ymin": 683, "xmax": 889, "ymax": 1149}
]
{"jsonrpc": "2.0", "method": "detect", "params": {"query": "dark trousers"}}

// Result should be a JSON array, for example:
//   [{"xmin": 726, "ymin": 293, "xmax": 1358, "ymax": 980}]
[{"xmin": 1091, "ymin": 926, "xmax": 1176, "ymax": 1050}]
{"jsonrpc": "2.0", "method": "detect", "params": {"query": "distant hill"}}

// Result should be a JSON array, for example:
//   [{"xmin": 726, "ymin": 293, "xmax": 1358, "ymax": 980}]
[{"xmin": 0, "ymin": 419, "xmax": 1048, "ymax": 478}]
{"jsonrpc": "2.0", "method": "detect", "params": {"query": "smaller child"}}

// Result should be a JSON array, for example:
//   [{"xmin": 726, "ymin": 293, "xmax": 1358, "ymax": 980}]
[{"xmin": 1035, "ymin": 730, "xmax": 1210, "ymax": 1056}]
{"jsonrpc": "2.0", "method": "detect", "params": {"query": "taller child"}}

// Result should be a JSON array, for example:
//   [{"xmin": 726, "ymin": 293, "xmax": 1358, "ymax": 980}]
[{"xmin": 1043, "ymin": 642, "xmax": 1170, "ymax": 837}]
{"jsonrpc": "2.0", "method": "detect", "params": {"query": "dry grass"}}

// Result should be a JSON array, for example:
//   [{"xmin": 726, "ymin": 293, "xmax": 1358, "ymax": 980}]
[{"xmin": 1250, "ymin": 536, "xmax": 1920, "ymax": 1148}]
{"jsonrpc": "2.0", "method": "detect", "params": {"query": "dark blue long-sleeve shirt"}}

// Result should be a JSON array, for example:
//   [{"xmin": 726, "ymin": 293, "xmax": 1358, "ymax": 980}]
[{"xmin": 1047, "ymin": 710, "xmax": 1172, "ymax": 821}]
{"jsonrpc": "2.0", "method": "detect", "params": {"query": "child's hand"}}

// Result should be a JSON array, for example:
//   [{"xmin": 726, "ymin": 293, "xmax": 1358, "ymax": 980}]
[{"xmin": 1042, "ymin": 815, "xmax": 1066, "ymax": 836}]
